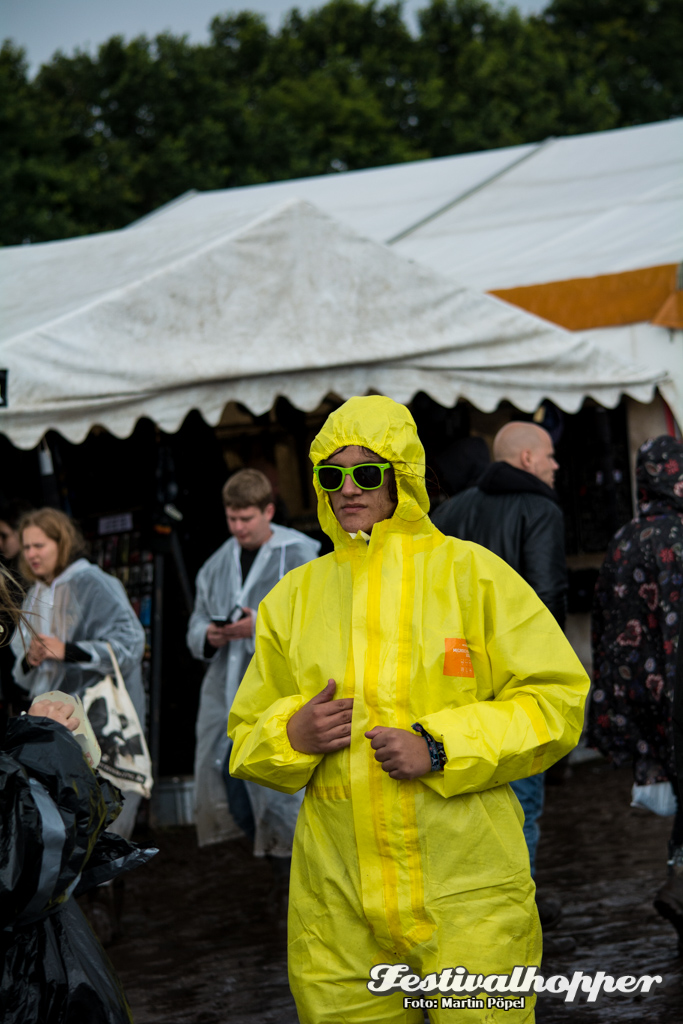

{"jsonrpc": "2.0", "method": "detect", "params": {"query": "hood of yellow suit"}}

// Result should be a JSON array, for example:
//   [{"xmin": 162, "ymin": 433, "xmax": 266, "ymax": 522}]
[{"xmin": 310, "ymin": 395, "xmax": 431, "ymax": 548}]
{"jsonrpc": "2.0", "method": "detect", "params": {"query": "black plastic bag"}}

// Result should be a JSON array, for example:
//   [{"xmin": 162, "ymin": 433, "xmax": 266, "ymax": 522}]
[{"xmin": 1, "ymin": 715, "xmax": 157, "ymax": 1023}]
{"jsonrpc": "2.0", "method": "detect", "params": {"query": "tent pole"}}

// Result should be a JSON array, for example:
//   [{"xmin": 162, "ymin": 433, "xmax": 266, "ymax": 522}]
[{"xmin": 150, "ymin": 552, "xmax": 164, "ymax": 782}]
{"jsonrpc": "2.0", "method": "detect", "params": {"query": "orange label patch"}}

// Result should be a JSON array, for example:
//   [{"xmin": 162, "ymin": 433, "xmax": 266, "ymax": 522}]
[{"xmin": 443, "ymin": 638, "xmax": 474, "ymax": 677}]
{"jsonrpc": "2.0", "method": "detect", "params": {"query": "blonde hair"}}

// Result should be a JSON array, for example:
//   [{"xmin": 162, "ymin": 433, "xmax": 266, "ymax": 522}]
[
  {"xmin": 222, "ymin": 469, "xmax": 274, "ymax": 511},
  {"xmin": 18, "ymin": 508, "xmax": 86, "ymax": 583},
  {"xmin": 0, "ymin": 567, "xmax": 24, "ymax": 647}
]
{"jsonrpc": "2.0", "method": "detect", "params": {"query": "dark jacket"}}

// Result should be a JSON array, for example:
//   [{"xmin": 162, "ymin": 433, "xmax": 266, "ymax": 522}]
[
  {"xmin": 675, "ymin": 614, "xmax": 683, "ymax": 792},
  {"xmin": 432, "ymin": 461, "xmax": 568, "ymax": 627},
  {"xmin": 587, "ymin": 435, "xmax": 683, "ymax": 785}
]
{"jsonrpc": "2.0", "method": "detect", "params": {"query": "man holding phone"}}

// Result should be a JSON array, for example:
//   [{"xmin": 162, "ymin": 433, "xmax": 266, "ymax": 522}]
[{"xmin": 187, "ymin": 469, "xmax": 319, "ymax": 861}]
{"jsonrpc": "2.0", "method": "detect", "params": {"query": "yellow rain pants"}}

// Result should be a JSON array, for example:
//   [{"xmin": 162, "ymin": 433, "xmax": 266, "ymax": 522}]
[{"xmin": 229, "ymin": 396, "xmax": 589, "ymax": 1024}]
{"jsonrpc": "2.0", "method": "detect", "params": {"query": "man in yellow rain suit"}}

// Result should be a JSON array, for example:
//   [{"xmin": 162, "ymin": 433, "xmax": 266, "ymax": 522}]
[{"xmin": 229, "ymin": 396, "xmax": 589, "ymax": 1023}]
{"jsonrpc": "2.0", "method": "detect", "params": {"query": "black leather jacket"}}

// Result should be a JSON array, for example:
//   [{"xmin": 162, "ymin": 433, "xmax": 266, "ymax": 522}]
[{"xmin": 432, "ymin": 462, "xmax": 568, "ymax": 628}]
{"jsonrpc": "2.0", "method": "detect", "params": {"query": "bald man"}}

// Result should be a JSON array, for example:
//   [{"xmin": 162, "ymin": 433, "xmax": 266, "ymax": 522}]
[
  {"xmin": 433, "ymin": 422, "xmax": 566, "ymax": 625},
  {"xmin": 432, "ymin": 422, "xmax": 568, "ymax": 906}
]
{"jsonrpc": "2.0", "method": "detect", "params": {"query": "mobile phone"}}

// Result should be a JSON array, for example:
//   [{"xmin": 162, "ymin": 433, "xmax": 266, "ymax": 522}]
[
  {"xmin": 211, "ymin": 607, "xmax": 246, "ymax": 626},
  {"xmin": 228, "ymin": 604, "xmax": 248, "ymax": 623}
]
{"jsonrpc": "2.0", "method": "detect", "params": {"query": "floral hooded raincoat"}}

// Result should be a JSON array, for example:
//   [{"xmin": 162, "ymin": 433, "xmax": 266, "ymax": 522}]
[{"xmin": 588, "ymin": 435, "xmax": 683, "ymax": 785}]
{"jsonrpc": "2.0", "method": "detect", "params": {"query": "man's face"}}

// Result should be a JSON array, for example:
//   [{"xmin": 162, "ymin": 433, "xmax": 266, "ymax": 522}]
[
  {"xmin": 225, "ymin": 504, "xmax": 274, "ymax": 550},
  {"xmin": 526, "ymin": 434, "xmax": 559, "ymax": 489},
  {"xmin": 323, "ymin": 445, "xmax": 397, "ymax": 535}
]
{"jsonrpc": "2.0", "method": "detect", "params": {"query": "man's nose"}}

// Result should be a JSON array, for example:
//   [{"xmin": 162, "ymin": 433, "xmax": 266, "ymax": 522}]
[{"xmin": 341, "ymin": 473, "xmax": 362, "ymax": 494}]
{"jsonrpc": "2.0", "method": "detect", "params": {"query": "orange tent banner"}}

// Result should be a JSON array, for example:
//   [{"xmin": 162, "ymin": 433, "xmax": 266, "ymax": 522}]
[
  {"xmin": 653, "ymin": 288, "xmax": 683, "ymax": 329},
  {"xmin": 491, "ymin": 264, "xmax": 682, "ymax": 330}
]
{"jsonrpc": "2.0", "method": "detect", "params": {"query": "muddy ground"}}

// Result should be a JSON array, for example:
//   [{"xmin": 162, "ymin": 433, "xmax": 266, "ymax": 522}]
[{"xmin": 109, "ymin": 759, "xmax": 683, "ymax": 1023}]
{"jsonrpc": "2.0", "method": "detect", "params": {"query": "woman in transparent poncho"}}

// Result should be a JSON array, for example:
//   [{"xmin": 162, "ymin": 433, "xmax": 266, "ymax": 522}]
[
  {"xmin": 1, "ymin": 564, "xmax": 155, "ymax": 1023},
  {"xmin": 11, "ymin": 507, "xmax": 146, "ymax": 842}
]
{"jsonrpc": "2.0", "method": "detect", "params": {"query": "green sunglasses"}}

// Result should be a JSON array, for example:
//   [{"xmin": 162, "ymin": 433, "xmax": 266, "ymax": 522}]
[{"xmin": 314, "ymin": 462, "xmax": 391, "ymax": 492}]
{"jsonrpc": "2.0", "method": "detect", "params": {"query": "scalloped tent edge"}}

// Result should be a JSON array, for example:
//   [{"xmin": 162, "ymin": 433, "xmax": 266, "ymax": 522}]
[{"xmin": 0, "ymin": 198, "xmax": 670, "ymax": 450}]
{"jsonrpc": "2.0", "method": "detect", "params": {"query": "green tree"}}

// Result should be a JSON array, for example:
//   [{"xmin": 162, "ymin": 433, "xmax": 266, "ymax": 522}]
[
  {"xmin": 32, "ymin": 31, "xmax": 252, "ymax": 232},
  {"xmin": 0, "ymin": 42, "xmax": 88, "ymax": 242},
  {"xmin": 545, "ymin": 0, "xmax": 683, "ymax": 124},
  {"xmin": 412, "ymin": 0, "xmax": 618, "ymax": 155},
  {"xmin": 217, "ymin": 2, "xmax": 425, "ymax": 180},
  {"xmin": 1, "ymin": 0, "xmax": 680, "ymax": 245}
]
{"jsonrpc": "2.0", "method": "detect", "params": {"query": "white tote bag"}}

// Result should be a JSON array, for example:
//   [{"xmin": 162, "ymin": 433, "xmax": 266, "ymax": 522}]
[{"xmin": 83, "ymin": 643, "xmax": 153, "ymax": 798}]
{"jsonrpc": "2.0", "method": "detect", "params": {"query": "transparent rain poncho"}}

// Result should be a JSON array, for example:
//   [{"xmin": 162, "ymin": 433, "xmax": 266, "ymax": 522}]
[
  {"xmin": 187, "ymin": 523, "xmax": 320, "ymax": 849},
  {"xmin": 12, "ymin": 558, "xmax": 146, "ymax": 726}
]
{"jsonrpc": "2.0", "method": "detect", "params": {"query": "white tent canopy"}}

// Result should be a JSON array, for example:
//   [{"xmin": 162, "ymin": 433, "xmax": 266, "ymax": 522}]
[
  {"xmin": 131, "ymin": 119, "xmax": 683, "ymax": 290},
  {"xmin": 0, "ymin": 199, "xmax": 666, "ymax": 449},
  {"xmin": 121, "ymin": 118, "xmax": 683, "ymax": 428}
]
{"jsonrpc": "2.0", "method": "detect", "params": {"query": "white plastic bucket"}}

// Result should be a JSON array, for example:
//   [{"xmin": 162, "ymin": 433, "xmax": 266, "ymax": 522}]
[{"xmin": 151, "ymin": 775, "xmax": 195, "ymax": 826}]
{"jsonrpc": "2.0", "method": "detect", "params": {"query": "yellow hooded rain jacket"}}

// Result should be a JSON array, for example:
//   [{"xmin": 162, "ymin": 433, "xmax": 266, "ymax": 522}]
[{"xmin": 229, "ymin": 396, "xmax": 589, "ymax": 1024}]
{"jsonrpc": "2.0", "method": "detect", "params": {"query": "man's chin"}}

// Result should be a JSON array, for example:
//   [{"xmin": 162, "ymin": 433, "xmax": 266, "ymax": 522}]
[{"xmin": 338, "ymin": 516, "xmax": 372, "ymax": 534}]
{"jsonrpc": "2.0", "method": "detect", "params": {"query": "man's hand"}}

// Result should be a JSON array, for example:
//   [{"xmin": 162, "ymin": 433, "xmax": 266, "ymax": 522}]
[
  {"xmin": 365, "ymin": 726, "xmax": 432, "ymax": 780},
  {"xmin": 29, "ymin": 699, "xmax": 79, "ymax": 732},
  {"xmin": 206, "ymin": 609, "xmax": 255, "ymax": 649},
  {"xmin": 221, "ymin": 608, "xmax": 255, "ymax": 641},
  {"xmin": 27, "ymin": 634, "xmax": 66, "ymax": 666},
  {"xmin": 206, "ymin": 622, "xmax": 231, "ymax": 649},
  {"xmin": 287, "ymin": 679, "xmax": 354, "ymax": 754}
]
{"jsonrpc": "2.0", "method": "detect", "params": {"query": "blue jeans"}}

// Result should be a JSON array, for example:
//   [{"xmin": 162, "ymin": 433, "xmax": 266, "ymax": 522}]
[
  {"xmin": 510, "ymin": 772, "xmax": 545, "ymax": 877},
  {"xmin": 222, "ymin": 741, "xmax": 256, "ymax": 844}
]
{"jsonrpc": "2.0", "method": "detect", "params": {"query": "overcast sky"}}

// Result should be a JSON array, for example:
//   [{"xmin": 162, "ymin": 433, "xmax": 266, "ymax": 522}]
[{"xmin": 3, "ymin": 0, "xmax": 547, "ymax": 75}]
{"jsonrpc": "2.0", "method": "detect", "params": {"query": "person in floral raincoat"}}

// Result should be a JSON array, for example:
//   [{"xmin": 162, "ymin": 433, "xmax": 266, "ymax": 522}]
[{"xmin": 588, "ymin": 434, "xmax": 683, "ymax": 946}]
